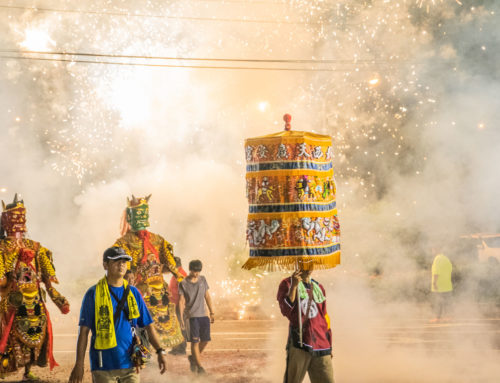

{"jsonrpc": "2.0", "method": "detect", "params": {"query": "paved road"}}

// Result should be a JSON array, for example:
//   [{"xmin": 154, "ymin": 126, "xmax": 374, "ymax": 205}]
[
  {"xmin": 53, "ymin": 317, "xmax": 500, "ymax": 352},
  {"xmin": 3, "ymin": 317, "xmax": 500, "ymax": 382},
  {"xmin": 374, "ymin": 318, "xmax": 500, "ymax": 349}
]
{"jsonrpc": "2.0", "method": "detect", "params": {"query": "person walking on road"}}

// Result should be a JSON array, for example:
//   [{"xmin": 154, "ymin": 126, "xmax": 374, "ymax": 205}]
[
  {"xmin": 179, "ymin": 260, "xmax": 215, "ymax": 375},
  {"xmin": 277, "ymin": 268, "xmax": 334, "ymax": 383},
  {"xmin": 430, "ymin": 250, "xmax": 453, "ymax": 322},
  {"xmin": 69, "ymin": 247, "xmax": 167, "ymax": 383}
]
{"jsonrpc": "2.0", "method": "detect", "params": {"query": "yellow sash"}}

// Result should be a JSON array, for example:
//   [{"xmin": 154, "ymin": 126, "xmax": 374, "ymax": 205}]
[{"xmin": 95, "ymin": 277, "xmax": 140, "ymax": 350}]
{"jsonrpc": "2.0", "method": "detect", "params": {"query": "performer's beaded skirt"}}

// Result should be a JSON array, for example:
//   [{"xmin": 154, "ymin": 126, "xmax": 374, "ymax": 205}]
[
  {"xmin": 116, "ymin": 232, "xmax": 184, "ymax": 348},
  {"xmin": 0, "ymin": 239, "xmax": 56, "ymax": 374}
]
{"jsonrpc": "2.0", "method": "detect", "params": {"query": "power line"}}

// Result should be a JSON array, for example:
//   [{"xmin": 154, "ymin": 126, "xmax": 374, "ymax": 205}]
[
  {"xmin": 0, "ymin": 49, "xmax": 398, "ymax": 65},
  {"xmin": 0, "ymin": 53, "xmax": 396, "ymax": 72},
  {"xmin": 176, "ymin": 0, "xmax": 328, "ymax": 4},
  {"xmin": 0, "ymin": 4, "xmax": 319, "ymax": 25},
  {"xmin": 0, "ymin": 3, "xmax": 395, "ymax": 27}
]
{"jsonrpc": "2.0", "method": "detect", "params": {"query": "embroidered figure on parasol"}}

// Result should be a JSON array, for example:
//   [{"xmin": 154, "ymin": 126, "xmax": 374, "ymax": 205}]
[
  {"xmin": 242, "ymin": 114, "xmax": 341, "ymax": 272},
  {"xmin": 113, "ymin": 195, "xmax": 184, "ymax": 349},
  {"xmin": 0, "ymin": 194, "xmax": 70, "ymax": 381}
]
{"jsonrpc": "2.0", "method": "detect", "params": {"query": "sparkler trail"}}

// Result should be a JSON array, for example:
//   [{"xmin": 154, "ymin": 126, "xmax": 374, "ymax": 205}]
[
  {"xmin": 0, "ymin": 0, "xmax": 440, "ymax": 185},
  {"xmin": 0, "ymin": 0, "xmax": 498, "ymax": 298}
]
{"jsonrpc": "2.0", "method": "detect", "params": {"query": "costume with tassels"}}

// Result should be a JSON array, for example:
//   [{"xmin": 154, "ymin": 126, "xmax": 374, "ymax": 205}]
[
  {"xmin": 0, "ymin": 194, "xmax": 69, "ymax": 380},
  {"xmin": 113, "ymin": 195, "xmax": 184, "ymax": 348}
]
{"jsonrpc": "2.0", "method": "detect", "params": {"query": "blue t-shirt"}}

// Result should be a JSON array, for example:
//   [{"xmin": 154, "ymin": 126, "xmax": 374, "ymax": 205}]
[{"xmin": 79, "ymin": 284, "xmax": 153, "ymax": 371}]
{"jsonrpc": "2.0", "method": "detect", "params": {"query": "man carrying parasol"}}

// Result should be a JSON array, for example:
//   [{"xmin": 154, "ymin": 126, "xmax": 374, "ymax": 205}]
[
  {"xmin": 277, "ymin": 269, "xmax": 333, "ymax": 383},
  {"xmin": 242, "ymin": 115, "xmax": 340, "ymax": 383}
]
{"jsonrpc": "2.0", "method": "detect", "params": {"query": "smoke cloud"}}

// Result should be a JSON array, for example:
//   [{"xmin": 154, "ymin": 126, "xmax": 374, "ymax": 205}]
[{"xmin": 0, "ymin": 0, "xmax": 499, "ymax": 382}]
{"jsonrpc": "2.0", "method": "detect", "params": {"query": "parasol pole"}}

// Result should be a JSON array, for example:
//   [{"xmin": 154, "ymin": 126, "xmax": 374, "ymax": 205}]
[
  {"xmin": 296, "ymin": 259, "xmax": 303, "ymax": 347},
  {"xmin": 285, "ymin": 114, "xmax": 302, "ymax": 347}
]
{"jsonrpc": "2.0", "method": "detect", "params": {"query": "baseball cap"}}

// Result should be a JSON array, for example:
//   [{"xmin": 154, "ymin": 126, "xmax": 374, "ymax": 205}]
[{"xmin": 103, "ymin": 247, "xmax": 132, "ymax": 262}]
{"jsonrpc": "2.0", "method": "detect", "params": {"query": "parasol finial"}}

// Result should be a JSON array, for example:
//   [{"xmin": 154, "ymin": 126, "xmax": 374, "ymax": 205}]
[{"xmin": 283, "ymin": 114, "xmax": 292, "ymax": 131}]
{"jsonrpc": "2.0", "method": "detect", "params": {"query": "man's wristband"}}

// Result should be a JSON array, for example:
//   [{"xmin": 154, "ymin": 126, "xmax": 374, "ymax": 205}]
[{"xmin": 156, "ymin": 348, "xmax": 166, "ymax": 355}]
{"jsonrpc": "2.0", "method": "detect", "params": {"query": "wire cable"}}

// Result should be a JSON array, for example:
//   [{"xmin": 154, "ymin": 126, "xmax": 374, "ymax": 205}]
[
  {"xmin": 0, "ymin": 49, "xmax": 399, "ymax": 65},
  {"xmin": 0, "ymin": 4, "xmax": 325, "ymax": 25},
  {"xmin": 0, "ymin": 53, "xmax": 397, "ymax": 72}
]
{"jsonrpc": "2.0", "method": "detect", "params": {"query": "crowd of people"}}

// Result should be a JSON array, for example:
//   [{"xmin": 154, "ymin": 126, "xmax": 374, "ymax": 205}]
[
  {"xmin": 0, "ymin": 192, "xmax": 336, "ymax": 383},
  {"xmin": 1, "ymin": 192, "xmax": 465, "ymax": 383},
  {"xmin": 0, "ymin": 194, "xmax": 216, "ymax": 382}
]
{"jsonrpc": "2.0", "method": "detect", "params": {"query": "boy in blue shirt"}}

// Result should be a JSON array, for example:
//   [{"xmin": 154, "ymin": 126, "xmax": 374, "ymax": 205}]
[{"xmin": 69, "ymin": 247, "xmax": 167, "ymax": 383}]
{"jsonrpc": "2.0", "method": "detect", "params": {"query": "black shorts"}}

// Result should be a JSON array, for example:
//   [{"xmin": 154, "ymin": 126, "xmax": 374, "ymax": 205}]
[{"xmin": 188, "ymin": 316, "xmax": 211, "ymax": 343}]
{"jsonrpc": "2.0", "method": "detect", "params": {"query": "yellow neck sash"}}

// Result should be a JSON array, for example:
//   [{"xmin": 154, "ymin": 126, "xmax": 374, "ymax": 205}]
[{"xmin": 94, "ymin": 277, "xmax": 140, "ymax": 350}]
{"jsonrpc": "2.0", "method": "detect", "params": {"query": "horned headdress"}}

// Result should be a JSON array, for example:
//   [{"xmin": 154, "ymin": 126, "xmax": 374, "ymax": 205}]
[{"xmin": 1, "ymin": 193, "xmax": 27, "ymax": 238}]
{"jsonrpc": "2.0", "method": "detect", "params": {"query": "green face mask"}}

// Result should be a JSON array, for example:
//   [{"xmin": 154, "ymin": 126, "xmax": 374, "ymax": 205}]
[{"xmin": 127, "ymin": 205, "xmax": 150, "ymax": 231}]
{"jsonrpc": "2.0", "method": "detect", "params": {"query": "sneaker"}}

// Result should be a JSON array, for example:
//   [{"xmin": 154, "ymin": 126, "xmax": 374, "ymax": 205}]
[
  {"xmin": 22, "ymin": 372, "xmax": 40, "ymax": 382},
  {"xmin": 187, "ymin": 355, "xmax": 197, "ymax": 372}
]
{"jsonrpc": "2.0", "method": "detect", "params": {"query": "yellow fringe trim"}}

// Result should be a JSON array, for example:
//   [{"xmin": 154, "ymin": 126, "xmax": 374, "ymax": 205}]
[{"xmin": 241, "ymin": 253, "xmax": 341, "ymax": 272}]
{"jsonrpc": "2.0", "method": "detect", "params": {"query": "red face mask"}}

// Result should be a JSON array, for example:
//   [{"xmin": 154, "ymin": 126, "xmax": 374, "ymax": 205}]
[{"xmin": 1, "ymin": 206, "xmax": 27, "ymax": 237}]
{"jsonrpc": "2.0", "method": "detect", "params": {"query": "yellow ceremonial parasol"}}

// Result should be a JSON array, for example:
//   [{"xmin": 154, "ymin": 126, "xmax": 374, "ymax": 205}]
[{"xmin": 242, "ymin": 114, "xmax": 341, "ymax": 272}]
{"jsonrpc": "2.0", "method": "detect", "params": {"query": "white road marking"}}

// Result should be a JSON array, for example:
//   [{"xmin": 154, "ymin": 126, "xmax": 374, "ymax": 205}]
[
  {"xmin": 51, "ymin": 347, "xmax": 500, "ymax": 354},
  {"xmin": 54, "ymin": 326, "xmax": 500, "ymax": 338},
  {"xmin": 54, "ymin": 348, "xmax": 275, "ymax": 353},
  {"xmin": 54, "ymin": 334, "xmax": 78, "ymax": 337},
  {"xmin": 212, "ymin": 332, "xmax": 272, "ymax": 335},
  {"xmin": 53, "ymin": 331, "xmax": 274, "ymax": 337}
]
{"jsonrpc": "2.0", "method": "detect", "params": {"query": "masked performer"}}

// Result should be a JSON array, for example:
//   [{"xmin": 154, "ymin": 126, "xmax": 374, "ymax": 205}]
[
  {"xmin": 113, "ymin": 195, "xmax": 184, "ymax": 349},
  {"xmin": 0, "ymin": 194, "xmax": 70, "ymax": 381}
]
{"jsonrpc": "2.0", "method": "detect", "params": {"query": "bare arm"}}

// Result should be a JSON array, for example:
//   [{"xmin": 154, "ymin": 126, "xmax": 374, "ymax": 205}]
[
  {"xmin": 69, "ymin": 326, "xmax": 90, "ymax": 383},
  {"xmin": 145, "ymin": 324, "xmax": 167, "ymax": 374},
  {"xmin": 205, "ymin": 290, "xmax": 215, "ymax": 323},
  {"xmin": 432, "ymin": 274, "xmax": 438, "ymax": 290},
  {"xmin": 179, "ymin": 294, "xmax": 186, "ymax": 329}
]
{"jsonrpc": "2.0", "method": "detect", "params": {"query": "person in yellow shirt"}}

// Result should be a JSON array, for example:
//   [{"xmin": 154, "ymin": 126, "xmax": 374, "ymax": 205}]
[{"xmin": 430, "ymin": 252, "xmax": 453, "ymax": 322}]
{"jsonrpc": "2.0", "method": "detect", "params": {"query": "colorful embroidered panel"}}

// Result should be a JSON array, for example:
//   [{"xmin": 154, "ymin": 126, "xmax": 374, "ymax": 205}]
[{"xmin": 242, "ymin": 130, "xmax": 341, "ymax": 271}]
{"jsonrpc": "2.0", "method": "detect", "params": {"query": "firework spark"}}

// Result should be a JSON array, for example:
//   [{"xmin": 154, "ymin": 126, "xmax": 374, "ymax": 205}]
[
  {"xmin": 20, "ymin": 27, "xmax": 55, "ymax": 51},
  {"xmin": 0, "ymin": 0, "xmax": 479, "ymax": 202},
  {"xmin": 213, "ymin": 278, "xmax": 262, "ymax": 319}
]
